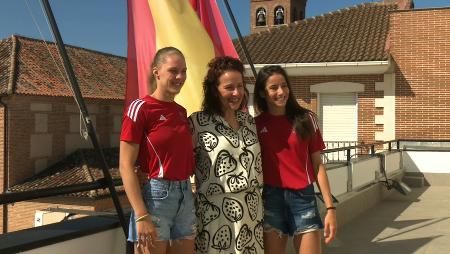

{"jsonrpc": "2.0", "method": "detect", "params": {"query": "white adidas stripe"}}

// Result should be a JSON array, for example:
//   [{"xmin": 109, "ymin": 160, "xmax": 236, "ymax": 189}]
[
  {"xmin": 127, "ymin": 100, "xmax": 140, "ymax": 119},
  {"xmin": 127, "ymin": 99, "xmax": 145, "ymax": 122},
  {"xmin": 133, "ymin": 101, "xmax": 145, "ymax": 122}
]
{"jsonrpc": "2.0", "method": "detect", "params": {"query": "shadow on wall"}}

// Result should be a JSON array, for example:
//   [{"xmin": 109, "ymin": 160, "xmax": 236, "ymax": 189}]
[{"xmin": 392, "ymin": 57, "xmax": 415, "ymax": 98}]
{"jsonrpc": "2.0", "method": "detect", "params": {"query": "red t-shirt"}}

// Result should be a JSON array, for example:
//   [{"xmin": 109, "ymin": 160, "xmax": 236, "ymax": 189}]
[
  {"xmin": 120, "ymin": 95, "xmax": 194, "ymax": 180},
  {"xmin": 255, "ymin": 112, "xmax": 325, "ymax": 189}
]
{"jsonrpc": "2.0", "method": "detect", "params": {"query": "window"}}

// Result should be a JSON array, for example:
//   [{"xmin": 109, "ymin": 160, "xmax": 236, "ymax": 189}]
[
  {"xmin": 256, "ymin": 7, "xmax": 266, "ymax": 26},
  {"xmin": 274, "ymin": 6, "xmax": 285, "ymax": 25}
]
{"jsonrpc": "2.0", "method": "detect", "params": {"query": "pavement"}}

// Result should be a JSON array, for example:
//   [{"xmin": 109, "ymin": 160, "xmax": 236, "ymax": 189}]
[{"xmin": 322, "ymin": 186, "xmax": 450, "ymax": 254}]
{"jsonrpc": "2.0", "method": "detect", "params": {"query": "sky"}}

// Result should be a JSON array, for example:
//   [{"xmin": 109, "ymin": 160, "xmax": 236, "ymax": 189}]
[{"xmin": 0, "ymin": 0, "xmax": 449, "ymax": 57}]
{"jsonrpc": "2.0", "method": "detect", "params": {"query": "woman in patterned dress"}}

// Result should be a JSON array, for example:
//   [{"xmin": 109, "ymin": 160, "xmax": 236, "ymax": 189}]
[{"xmin": 189, "ymin": 56, "xmax": 264, "ymax": 254}]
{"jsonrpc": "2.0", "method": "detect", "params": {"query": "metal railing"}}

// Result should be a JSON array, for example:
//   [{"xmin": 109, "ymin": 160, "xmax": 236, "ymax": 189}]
[
  {"xmin": 323, "ymin": 141, "xmax": 360, "ymax": 163},
  {"xmin": 321, "ymin": 140, "xmax": 400, "ymax": 165}
]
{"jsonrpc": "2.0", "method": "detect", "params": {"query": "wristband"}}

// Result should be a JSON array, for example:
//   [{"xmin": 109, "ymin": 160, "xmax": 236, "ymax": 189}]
[
  {"xmin": 326, "ymin": 206, "xmax": 336, "ymax": 210},
  {"xmin": 135, "ymin": 213, "xmax": 150, "ymax": 222}
]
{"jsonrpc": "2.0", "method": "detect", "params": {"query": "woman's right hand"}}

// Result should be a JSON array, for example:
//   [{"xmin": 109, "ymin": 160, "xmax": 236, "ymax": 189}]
[{"xmin": 136, "ymin": 215, "xmax": 158, "ymax": 248}]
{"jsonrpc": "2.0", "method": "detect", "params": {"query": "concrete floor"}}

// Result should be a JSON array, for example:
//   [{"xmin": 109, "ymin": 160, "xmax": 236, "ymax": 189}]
[{"xmin": 322, "ymin": 186, "xmax": 450, "ymax": 254}]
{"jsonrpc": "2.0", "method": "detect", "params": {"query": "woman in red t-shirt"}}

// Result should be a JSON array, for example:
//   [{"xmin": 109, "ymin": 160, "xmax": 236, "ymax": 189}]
[
  {"xmin": 254, "ymin": 65, "xmax": 337, "ymax": 254},
  {"xmin": 120, "ymin": 47, "xmax": 196, "ymax": 254}
]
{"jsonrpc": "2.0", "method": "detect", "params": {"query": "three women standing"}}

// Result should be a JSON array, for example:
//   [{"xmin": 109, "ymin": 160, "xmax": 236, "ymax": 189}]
[
  {"xmin": 254, "ymin": 65, "xmax": 337, "ymax": 254},
  {"xmin": 190, "ymin": 57, "xmax": 264, "ymax": 254},
  {"xmin": 120, "ymin": 47, "xmax": 196, "ymax": 254},
  {"xmin": 120, "ymin": 48, "xmax": 336, "ymax": 254}
]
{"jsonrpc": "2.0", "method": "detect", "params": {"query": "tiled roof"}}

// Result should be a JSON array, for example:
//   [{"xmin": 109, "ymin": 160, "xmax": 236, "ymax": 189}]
[
  {"xmin": 9, "ymin": 148, "xmax": 125, "ymax": 199},
  {"xmin": 0, "ymin": 35, "xmax": 126, "ymax": 99},
  {"xmin": 0, "ymin": 36, "xmax": 14, "ymax": 94},
  {"xmin": 234, "ymin": 3, "xmax": 397, "ymax": 64}
]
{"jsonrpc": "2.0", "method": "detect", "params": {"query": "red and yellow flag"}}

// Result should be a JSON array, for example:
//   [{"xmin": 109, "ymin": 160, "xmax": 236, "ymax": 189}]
[{"xmin": 126, "ymin": 0, "xmax": 238, "ymax": 114}]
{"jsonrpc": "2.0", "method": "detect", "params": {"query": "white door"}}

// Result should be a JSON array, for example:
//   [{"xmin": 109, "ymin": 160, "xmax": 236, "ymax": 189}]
[{"xmin": 319, "ymin": 93, "xmax": 358, "ymax": 142}]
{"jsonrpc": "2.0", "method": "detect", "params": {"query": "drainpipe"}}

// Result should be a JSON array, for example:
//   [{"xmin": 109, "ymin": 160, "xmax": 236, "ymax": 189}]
[{"xmin": 0, "ymin": 97, "xmax": 8, "ymax": 234}]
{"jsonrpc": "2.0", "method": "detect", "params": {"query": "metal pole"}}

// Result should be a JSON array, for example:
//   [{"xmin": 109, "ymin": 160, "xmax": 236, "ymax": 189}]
[
  {"xmin": 0, "ymin": 179, "xmax": 122, "ymax": 205},
  {"xmin": 40, "ymin": 0, "xmax": 128, "ymax": 235},
  {"xmin": 222, "ymin": 0, "xmax": 258, "ymax": 78}
]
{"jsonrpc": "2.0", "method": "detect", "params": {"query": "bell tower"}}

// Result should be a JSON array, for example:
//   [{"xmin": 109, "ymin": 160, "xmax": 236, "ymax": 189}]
[{"xmin": 251, "ymin": 0, "xmax": 307, "ymax": 34}]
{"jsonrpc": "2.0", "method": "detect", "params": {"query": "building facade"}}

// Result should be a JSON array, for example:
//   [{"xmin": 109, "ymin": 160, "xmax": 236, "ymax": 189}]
[
  {"xmin": 0, "ymin": 35, "xmax": 127, "ymax": 232},
  {"xmin": 238, "ymin": 0, "xmax": 450, "ymax": 146}
]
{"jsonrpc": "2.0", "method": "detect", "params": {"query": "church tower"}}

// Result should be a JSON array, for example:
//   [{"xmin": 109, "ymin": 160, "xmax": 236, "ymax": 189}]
[{"xmin": 251, "ymin": 0, "xmax": 307, "ymax": 34}]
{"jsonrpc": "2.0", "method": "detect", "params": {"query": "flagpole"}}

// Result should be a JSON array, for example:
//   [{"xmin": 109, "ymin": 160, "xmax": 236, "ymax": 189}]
[
  {"xmin": 222, "ymin": 0, "xmax": 258, "ymax": 78},
  {"xmin": 40, "ymin": 0, "xmax": 128, "ymax": 236}
]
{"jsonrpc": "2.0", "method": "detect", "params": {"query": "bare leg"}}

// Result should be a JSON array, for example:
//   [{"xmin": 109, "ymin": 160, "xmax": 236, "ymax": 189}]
[
  {"xmin": 264, "ymin": 230, "xmax": 289, "ymax": 254},
  {"xmin": 293, "ymin": 231, "xmax": 321, "ymax": 254},
  {"xmin": 167, "ymin": 239, "xmax": 195, "ymax": 254}
]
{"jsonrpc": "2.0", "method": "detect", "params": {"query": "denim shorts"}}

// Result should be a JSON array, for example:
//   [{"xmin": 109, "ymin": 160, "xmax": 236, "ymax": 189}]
[
  {"xmin": 263, "ymin": 184, "xmax": 323, "ymax": 236},
  {"xmin": 128, "ymin": 178, "xmax": 196, "ymax": 242}
]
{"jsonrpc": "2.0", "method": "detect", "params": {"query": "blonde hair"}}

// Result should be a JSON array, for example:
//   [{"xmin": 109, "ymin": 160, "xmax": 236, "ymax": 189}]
[{"xmin": 148, "ymin": 47, "xmax": 185, "ymax": 92}]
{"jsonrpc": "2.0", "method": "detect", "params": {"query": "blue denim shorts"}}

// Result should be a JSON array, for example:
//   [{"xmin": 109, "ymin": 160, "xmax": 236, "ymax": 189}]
[
  {"xmin": 263, "ymin": 184, "xmax": 323, "ymax": 236},
  {"xmin": 127, "ymin": 178, "xmax": 196, "ymax": 242}
]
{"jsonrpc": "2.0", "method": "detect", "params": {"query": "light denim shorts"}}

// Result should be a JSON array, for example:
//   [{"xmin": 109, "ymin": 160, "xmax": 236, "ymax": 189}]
[
  {"xmin": 128, "ymin": 178, "xmax": 196, "ymax": 242},
  {"xmin": 263, "ymin": 184, "xmax": 323, "ymax": 236}
]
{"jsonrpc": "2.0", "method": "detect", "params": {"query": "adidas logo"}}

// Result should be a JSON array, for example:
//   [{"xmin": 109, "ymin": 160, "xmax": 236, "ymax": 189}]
[
  {"xmin": 159, "ymin": 115, "xmax": 167, "ymax": 121},
  {"xmin": 260, "ymin": 127, "xmax": 268, "ymax": 133}
]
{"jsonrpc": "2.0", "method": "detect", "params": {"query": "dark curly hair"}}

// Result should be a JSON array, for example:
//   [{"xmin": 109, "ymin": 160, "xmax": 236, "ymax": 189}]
[
  {"xmin": 254, "ymin": 65, "xmax": 314, "ymax": 140},
  {"xmin": 202, "ymin": 56, "xmax": 247, "ymax": 116}
]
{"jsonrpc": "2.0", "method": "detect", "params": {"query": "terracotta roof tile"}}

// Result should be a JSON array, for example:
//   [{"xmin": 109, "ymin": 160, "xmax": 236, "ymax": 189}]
[
  {"xmin": 0, "ymin": 37, "xmax": 14, "ymax": 94},
  {"xmin": 0, "ymin": 35, "xmax": 126, "ymax": 99},
  {"xmin": 235, "ymin": 3, "xmax": 397, "ymax": 64},
  {"xmin": 9, "ymin": 148, "xmax": 125, "ymax": 199}
]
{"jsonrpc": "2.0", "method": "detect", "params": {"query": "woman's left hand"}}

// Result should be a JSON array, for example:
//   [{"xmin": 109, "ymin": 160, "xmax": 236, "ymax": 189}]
[{"xmin": 323, "ymin": 209, "xmax": 337, "ymax": 244}]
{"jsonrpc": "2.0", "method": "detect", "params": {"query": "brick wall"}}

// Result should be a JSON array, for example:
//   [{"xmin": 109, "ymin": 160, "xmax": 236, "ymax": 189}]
[
  {"xmin": 0, "ymin": 94, "xmax": 125, "ymax": 233},
  {"xmin": 390, "ymin": 8, "xmax": 450, "ymax": 139},
  {"xmin": 3, "ymin": 95, "xmax": 123, "ymax": 186},
  {"xmin": 6, "ymin": 194, "xmax": 129, "ymax": 232}
]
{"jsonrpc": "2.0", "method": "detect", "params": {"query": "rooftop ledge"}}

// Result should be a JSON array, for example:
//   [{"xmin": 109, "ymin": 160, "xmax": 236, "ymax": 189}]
[{"xmin": 0, "ymin": 215, "xmax": 126, "ymax": 254}]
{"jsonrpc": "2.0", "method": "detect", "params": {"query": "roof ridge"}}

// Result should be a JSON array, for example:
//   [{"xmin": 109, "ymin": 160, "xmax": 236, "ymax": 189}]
[
  {"xmin": 78, "ymin": 149, "xmax": 100, "ymax": 198},
  {"xmin": 7, "ymin": 35, "xmax": 19, "ymax": 94},
  {"xmin": 77, "ymin": 148, "xmax": 98, "ymax": 197},
  {"xmin": 10, "ymin": 34, "xmax": 126, "ymax": 60}
]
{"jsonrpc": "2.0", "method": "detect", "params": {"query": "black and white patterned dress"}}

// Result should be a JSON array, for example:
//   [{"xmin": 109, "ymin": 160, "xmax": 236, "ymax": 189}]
[{"xmin": 189, "ymin": 111, "xmax": 264, "ymax": 254}]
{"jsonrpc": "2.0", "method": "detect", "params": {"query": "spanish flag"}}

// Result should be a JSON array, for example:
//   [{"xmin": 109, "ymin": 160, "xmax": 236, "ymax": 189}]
[{"xmin": 126, "ymin": 0, "xmax": 238, "ymax": 114}]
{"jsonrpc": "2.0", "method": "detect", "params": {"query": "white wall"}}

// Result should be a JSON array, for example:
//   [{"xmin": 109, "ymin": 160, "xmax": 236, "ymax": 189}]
[
  {"xmin": 327, "ymin": 165, "xmax": 348, "ymax": 196},
  {"xmin": 21, "ymin": 227, "xmax": 125, "ymax": 254},
  {"xmin": 351, "ymin": 157, "xmax": 381, "ymax": 190},
  {"xmin": 385, "ymin": 152, "xmax": 401, "ymax": 174},
  {"xmin": 403, "ymin": 151, "xmax": 450, "ymax": 173}
]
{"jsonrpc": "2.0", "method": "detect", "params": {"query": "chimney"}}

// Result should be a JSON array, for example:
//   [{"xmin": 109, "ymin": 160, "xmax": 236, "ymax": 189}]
[{"xmin": 383, "ymin": 0, "xmax": 414, "ymax": 10}]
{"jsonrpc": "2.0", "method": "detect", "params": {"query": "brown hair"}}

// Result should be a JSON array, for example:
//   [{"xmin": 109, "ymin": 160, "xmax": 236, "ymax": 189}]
[
  {"xmin": 254, "ymin": 65, "xmax": 314, "ymax": 140},
  {"xmin": 201, "ymin": 56, "xmax": 248, "ymax": 116}
]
